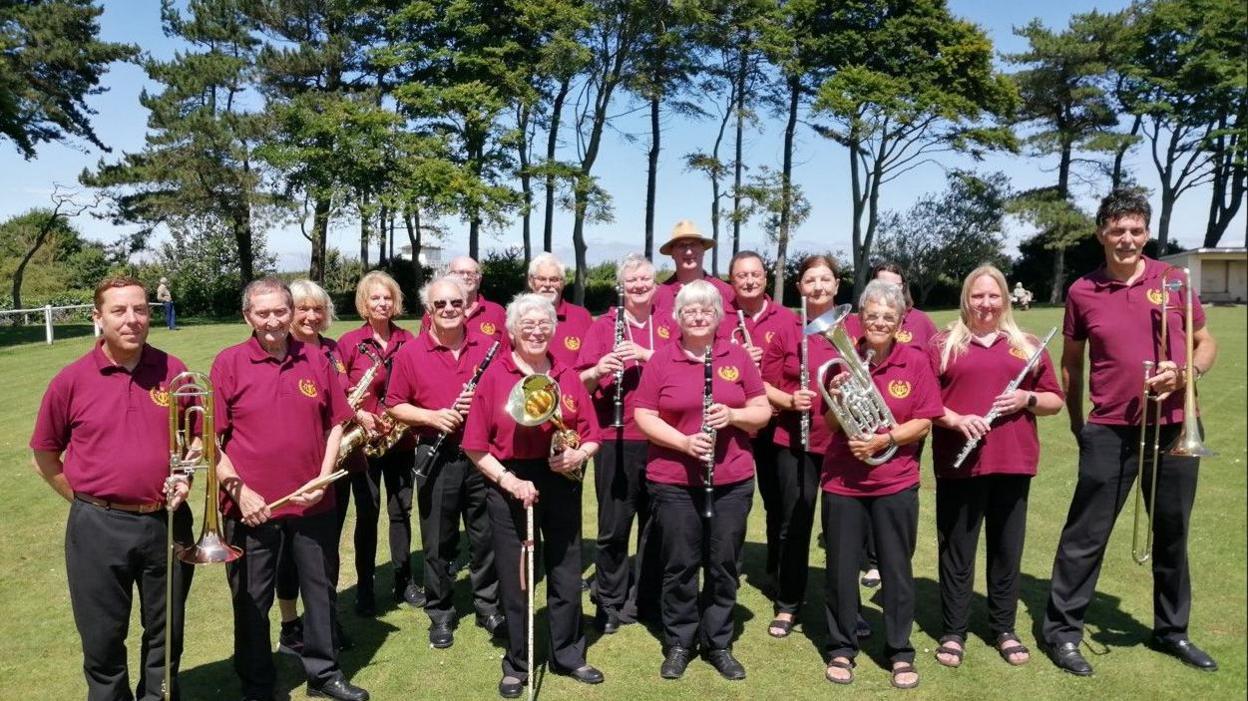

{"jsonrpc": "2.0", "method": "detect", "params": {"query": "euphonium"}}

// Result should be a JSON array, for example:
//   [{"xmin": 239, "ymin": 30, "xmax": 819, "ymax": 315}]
[
  {"xmin": 505, "ymin": 374, "xmax": 582, "ymax": 481},
  {"xmin": 803, "ymin": 304, "xmax": 898, "ymax": 466}
]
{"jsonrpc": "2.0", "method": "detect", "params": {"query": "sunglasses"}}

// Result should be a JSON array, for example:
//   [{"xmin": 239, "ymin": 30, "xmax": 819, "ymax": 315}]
[{"xmin": 431, "ymin": 299, "xmax": 465, "ymax": 310}]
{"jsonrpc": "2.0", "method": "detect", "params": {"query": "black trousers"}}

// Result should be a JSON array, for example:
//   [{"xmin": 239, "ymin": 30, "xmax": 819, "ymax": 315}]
[
  {"xmin": 648, "ymin": 478, "xmax": 754, "ymax": 651},
  {"xmin": 936, "ymin": 475, "xmax": 1031, "ymax": 639},
  {"xmin": 823, "ymin": 486, "xmax": 918, "ymax": 664},
  {"xmin": 225, "ymin": 511, "xmax": 339, "ymax": 698},
  {"xmin": 276, "ymin": 483, "xmax": 351, "ymax": 601},
  {"xmin": 352, "ymin": 447, "xmax": 415, "ymax": 597},
  {"xmin": 65, "ymin": 499, "xmax": 194, "ymax": 701},
  {"xmin": 593, "ymin": 438, "xmax": 654, "ymax": 615},
  {"xmin": 416, "ymin": 444, "xmax": 499, "ymax": 624},
  {"xmin": 488, "ymin": 460, "xmax": 586, "ymax": 679},
  {"xmin": 752, "ymin": 427, "xmax": 781, "ymax": 576},
  {"xmin": 773, "ymin": 447, "xmax": 822, "ymax": 615},
  {"xmin": 1043, "ymin": 423, "xmax": 1199, "ymax": 646}
]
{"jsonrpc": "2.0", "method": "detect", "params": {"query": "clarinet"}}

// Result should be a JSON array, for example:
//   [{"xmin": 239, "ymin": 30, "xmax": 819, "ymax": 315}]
[
  {"xmin": 799, "ymin": 305, "xmax": 810, "ymax": 452},
  {"xmin": 414, "ymin": 340, "xmax": 502, "ymax": 480},
  {"xmin": 951, "ymin": 327, "xmax": 1058, "ymax": 469},
  {"xmin": 610, "ymin": 286, "xmax": 626, "ymax": 428},
  {"xmin": 701, "ymin": 346, "xmax": 716, "ymax": 520}
]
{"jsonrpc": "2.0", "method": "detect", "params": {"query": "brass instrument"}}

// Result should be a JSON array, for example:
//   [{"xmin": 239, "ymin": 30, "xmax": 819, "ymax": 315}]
[
  {"xmin": 1132, "ymin": 267, "xmax": 1213, "ymax": 565},
  {"xmin": 337, "ymin": 343, "xmax": 384, "ymax": 465},
  {"xmin": 804, "ymin": 304, "xmax": 898, "ymax": 466},
  {"xmin": 505, "ymin": 374, "xmax": 583, "ymax": 481},
  {"xmin": 162, "ymin": 371, "xmax": 241, "ymax": 700},
  {"xmin": 799, "ymin": 305, "xmax": 810, "ymax": 452},
  {"xmin": 731, "ymin": 309, "xmax": 753, "ymax": 346},
  {"xmin": 611, "ymin": 286, "xmax": 626, "ymax": 428}
]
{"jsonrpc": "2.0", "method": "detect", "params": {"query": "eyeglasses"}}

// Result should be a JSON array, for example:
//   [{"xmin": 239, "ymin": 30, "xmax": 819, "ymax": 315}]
[
  {"xmin": 518, "ymin": 322, "xmax": 554, "ymax": 335},
  {"xmin": 431, "ymin": 299, "xmax": 465, "ymax": 310},
  {"xmin": 862, "ymin": 313, "xmax": 899, "ymax": 325},
  {"xmin": 679, "ymin": 308, "xmax": 716, "ymax": 320},
  {"xmin": 530, "ymin": 276, "xmax": 563, "ymax": 285},
  {"xmin": 450, "ymin": 269, "xmax": 481, "ymax": 279}
]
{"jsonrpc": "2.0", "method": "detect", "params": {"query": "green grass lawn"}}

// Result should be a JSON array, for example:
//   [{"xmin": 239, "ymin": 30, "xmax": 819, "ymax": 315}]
[{"xmin": 1, "ymin": 307, "xmax": 1244, "ymax": 700}]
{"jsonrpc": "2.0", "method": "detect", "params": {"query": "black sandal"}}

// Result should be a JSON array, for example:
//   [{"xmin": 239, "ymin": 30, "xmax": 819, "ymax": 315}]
[
  {"xmin": 768, "ymin": 617, "xmax": 795, "ymax": 638},
  {"xmin": 890, "ymin": 663, "xmax": 919, "ymax": 689},
  {"xmin": 996, "ymin": 632, "xmax": 1030, "ymax": 666},
  {"xmin": 825, "ymin": 658, "xmax": 855, "ymax": 685},
  {"xmin": 935, "ymin": 634, "xmax": 965, "ymax": 668}
]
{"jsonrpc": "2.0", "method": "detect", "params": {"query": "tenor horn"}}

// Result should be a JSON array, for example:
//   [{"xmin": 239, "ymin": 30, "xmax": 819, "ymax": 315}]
[{"xmin": 505, "ymin": 374, "xmax": 582, "ymax": 480}]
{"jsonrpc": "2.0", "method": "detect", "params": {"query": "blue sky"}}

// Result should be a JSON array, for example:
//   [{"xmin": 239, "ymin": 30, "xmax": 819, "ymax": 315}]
[{"xmin": 1, "ymin": 0, "xmax": 1241, "ymax": 273}]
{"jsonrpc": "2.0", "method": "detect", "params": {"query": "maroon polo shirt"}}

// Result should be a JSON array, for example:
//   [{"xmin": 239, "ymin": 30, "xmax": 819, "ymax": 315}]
[
  {"xmin": 211, "ymin": 336, "xmax": 352, "ymax": 518},
  {"xmin": 31, "ymin": 342, "xmax": 190, "ymax": 505},
  {"xmin": 821, "ymin": 342, "xmax": 944, "ymax": 497},
  {"xmin": 574, "ymin": 306, "xmax": 679, "ymax": 441},
  {"xmin": 338, "ymin": 321, "xmax": 418, "ymax": 451},
  {"xmin": 844, "ymin": 307, "xmax": 939, "ymax": 351},
  {"xmin": 928, "ymin": 332, "xmax": 1063, "ymax": 478},
  {"xmin": 550, "ymin": 298, "xmax": 595, "ymax": 368},
  {"xmin": 461, "ymin": 353, "xmax": 600, "ymax": 461},
  {"xmin": 633, "ymin": 339, "xmax": 766, "ymax": 488},
  {"xmin": 653, "ymin": 272, "xmax": 736, "ymax": 313},
  {"xmin": 421, "ymin": 295, "xmax": 509, "ymax": 343},
  {"xmin": 1065, "ymin": 257, "xmax": 1205, "ymax": 426},
  {"xmin": 716, "ymin": 296, "xmax": 799, "ymax": 357},
  {"xmin": 762, "ymin": 318, "xmax": 839, "ymax": 455},
  {"xmin": 386, "ymin": 329, "xmax": 498, "ymax": 442}
]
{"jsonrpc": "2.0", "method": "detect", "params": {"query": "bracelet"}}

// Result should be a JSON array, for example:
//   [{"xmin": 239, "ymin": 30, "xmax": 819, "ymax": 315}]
[
  {"xmin": 497, "ymin": 468, "xmax": 511, "ymax": 485},
  {"xmin": 1026, "ymin": 392, "xmax": 1038, "ymax": 409},
  {"xmin": 884, "ymin": 432, "xmax": 897, "ymax": 450}
]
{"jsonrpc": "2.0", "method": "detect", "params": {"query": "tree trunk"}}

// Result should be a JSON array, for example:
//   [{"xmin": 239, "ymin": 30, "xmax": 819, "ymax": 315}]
[
  {"xmin": 849, "ymin": 137, "xmax": 867, "ymax": 297},
  {"xmin": 707, "ymin": 85, "xmax": 733, "ymax": 278},
  {"xmin": 543, "ymin": 78, "xmax": 571, "ymax": 253},
  {"xmin": 1049, "ymin": 247, "xmax": 1066, "ymax": 304},
  {"xmin": 731, "ymin": 46, "xmax": 747, "ymax": 259},
  {"xmin": 360, "ymin": 197, "xmax": 371, "ymax": 268},
  {"xmin": 10, "ymin": 213, "xmax": 61, "ymax": 309},
  {"xmin": 645, "ymin": 93, "xmax": 660, "ymax": 260},
  {"xmin": 572, "ymin": 179, "xmax": 589, "ymax": 305},
  {"xmin": 1203, "ymin": 105, "xmax": 1246, "ymax": 248},
  {"xmin": 404, "ymin": 204, "xmax": 424, "ymax": 288},
  {"xmin": 310, "ymin": 196, "xmax": 331, "ymax": 282},
  {"xmin": 1111, "ymin": 114, "xmax": 1143, "ymax": 189},
  {"xmin": 518, "ymin": 103, "xmax": 533, "ymax": 265},
  {"xmin": 773, "ymin": 77, "xmax": 799, "ymax": 304},
  {"xmin": 1156, "ymin": 185, "xmax": 1175, "ymax": 253},
  {"xmin": 233, "ymin": 205, "xmax": 255, "ymax": 285}
]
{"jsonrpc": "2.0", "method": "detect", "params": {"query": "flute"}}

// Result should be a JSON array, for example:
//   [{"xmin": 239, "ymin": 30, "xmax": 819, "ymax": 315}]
[
  {"xmin": 413, "ymin": 340, "xmax": 502, "ymax": 481},
  {"xmin": 799, "ymin": 305, "xmax": 810, "ymax": 451},
  {"xmin": 610, "ymin": 286, "xmax": 626, "ymax": 428},
  {"xmin": 701, "ymin": 346, "xmax": 716, "ymax": 520},
  {"xmin": 733, "ymin": 309, "xmax": 753, "ymax": 347},
  {"xmin": 951, "ymin": 327, "xmax": 1058, "ymax": 469}
]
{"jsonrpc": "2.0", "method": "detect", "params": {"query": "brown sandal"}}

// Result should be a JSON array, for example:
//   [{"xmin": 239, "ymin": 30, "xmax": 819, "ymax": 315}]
[
  {"xmin": 935, "ymin": 634, "xmax": 964, "ymax": 668},
  {"xmin": 825, "ymin": 658, "xmax": 854, "ymax": 685},
  {"xmin": 996, "ymin": 632, "xmax": 1030, "ymax": 666},
  {"xmin": 768, "ymin": 617, "xmax": 795, "ymax": 638},
  {"xmin": 890, "ymin": 663, "xmax": 919, "ymax": 689}
]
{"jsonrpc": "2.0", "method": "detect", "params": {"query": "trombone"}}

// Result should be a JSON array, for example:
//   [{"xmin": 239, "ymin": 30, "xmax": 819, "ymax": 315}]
[
  {"xmin": 1131, "ymin": 267, "xmax": 1214, "ymax": 565},
  {"xmin": 162, "ymin": 371, "xmax": 242, "ymax": 700}
]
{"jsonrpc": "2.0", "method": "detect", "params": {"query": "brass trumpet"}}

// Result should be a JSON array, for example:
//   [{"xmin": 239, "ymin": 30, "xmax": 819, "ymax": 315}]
[{"xmin": 505, "ymin": 374, "xmax": 583, "ymax": 481}]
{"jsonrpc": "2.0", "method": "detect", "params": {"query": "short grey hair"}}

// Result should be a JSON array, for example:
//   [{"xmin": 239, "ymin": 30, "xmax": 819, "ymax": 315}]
[
  {"xmin": 858, "ymin": 279, "xmax": 906, "ymax": 317},
  {"xmin": 419, "ymin": 275, "xmax": 469, "ymax": 309},
  {"xmin": 505, "ymin": 293, "xmax": 558, "ymax": 335},
  {"xmin": 672, "ymin": 279, "xmax": 724, "ymax": 324},
  {"xmin": 289, "ymin": 279, "xmax": 336, "ymax": 331},
  {"xmin": 528, "ymin": 252, "xmax": 566, "ymax": 278},
  {"xmin": 242, "ymin": 276, "xmax": 293, "ymax": 314},
  {"xmin": 616, "ymin": 253, "xmax": 655, "ymax": 286}
]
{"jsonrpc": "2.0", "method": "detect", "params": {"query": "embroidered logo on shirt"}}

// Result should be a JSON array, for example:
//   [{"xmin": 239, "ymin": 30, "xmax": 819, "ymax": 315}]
[
  {"xmin": 894, "ymin": 329, "xmax": 913, "ymax": 343},
  {"xmin": 887, "ymin": 380, "xmax": 912, "ymax": 399},
  {"xmin": 1009, "ymin": 346, "xmax": 1030, "ymax": 361},
  {"xmin": 1147, "ymin": 288, "xmax": 1165, "ymax": 306},
  {"xmin": 717, "ymin": 365, "xmax": 740, "ymax": 382},
  {"xmin": 561, "ymin": 394, "xmax": 577, "ymax": 413},
  {"xmin": 563, "ymin": 336, "xmax": 581, "ymax": 351},
  {"xmin": 480, "ymin": 321, "xmax": 497, "ymax": 336},
  {"xmin": 657, "ymin": 325, "xmax": 671, "ymax": 339},
  {"xmin": 765, "ymin": 330, "xmax": 776, "ymax": 345},
  {"xmin": 335, "ymin": 359, "xmax": 346, "ymax": 374},
  {"xmin": 299, "ymin": 379, "xmax": 319, "ymax": 398},
  {"xmin": 149, "ymin": 386, "xmax": 171, "ymax": 408}
]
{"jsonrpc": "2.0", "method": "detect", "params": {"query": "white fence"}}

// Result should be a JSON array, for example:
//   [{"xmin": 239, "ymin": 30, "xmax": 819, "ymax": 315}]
[{"xmin": 0, "ymin": 303, "xmax": 164, "ymax": 345}]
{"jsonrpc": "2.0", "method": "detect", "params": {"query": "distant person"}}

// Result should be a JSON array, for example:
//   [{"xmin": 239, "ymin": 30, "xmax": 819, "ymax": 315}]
[
  {"xmin": 1011, "ymin": 282, "xmax": 1033, "ymax": 311},
  {"xmin": 156, "ymin": 276, "xmax": 177, "ymax": 330}
]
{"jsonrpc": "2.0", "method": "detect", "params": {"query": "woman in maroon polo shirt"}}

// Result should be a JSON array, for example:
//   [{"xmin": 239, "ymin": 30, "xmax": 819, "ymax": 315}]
[
  {"xmin": 337, "ymin": 270, "xmax": 421, "ymax": 615},
  {"xmin": 820, "ymin": 280, "xmax": 944, "ymax": 689},
  {"xmin": 928, "ymin": 266, "xmax": 1063, "ymax": 669},
  {"xmin": 633, "ymin": 280, "xmax": 771, "ymax": 682},
  {"xmin": 463, "ymin": 293, "xmax": 603, "ymax": 698}
]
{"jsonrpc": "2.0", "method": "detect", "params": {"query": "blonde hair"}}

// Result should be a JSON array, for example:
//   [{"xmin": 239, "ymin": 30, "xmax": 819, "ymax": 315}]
[
  {"xmin": 354, "ymin": 271, "xmax": 404, "ymax": 318},
  {"xmin": 289, "ymin": 279, "xmax": 336, "ymax": 332},
  {"xmin": 938, "ymin": 265, "xmax": 1036, "ymax": 373}
]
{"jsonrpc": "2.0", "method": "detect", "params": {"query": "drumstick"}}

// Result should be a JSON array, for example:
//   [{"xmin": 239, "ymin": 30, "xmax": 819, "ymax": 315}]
[{"xmin": 266, "ymin": 469, "xmax": 349, "ymax": 510}]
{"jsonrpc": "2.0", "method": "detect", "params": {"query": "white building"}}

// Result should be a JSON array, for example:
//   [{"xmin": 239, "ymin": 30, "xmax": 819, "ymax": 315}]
[
  {"xmin": 396, "ymin": 243, "xmax": 444, "ymax": 268},
  {"xmin": 1159, "ymin": 247, "xmax": 1247, "ymax": 304}
]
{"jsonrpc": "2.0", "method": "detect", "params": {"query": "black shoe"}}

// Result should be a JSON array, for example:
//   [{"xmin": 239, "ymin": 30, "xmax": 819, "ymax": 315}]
[
  {"xmin": 1047, "ymin": 641, "xmax": 1093, "ymax": 676},
  {"xmin": 278, "ymin": 617, "xmax": 304, "ymax": 656},
  {"xmin": 704, "ymin": 648, "xmax": 746, "ymax": 680},
  {"xmin": 1150, "ymin": 637, "xmax": 1218, "ymax": 671},
  {"xmin": 596, "ymin": 608, "xmax": 621, "ymax": 634},
  {"xmin": 661, "ymin": 646, "xmax": 692, "ymax": 679},
  {"xmin": 308, "ymin": 674, "xmax": 370, "ymax": 701},
  {"xmin": 552, "ymin": 664, "xmax": 604, "ymax": 684},
  {"xmin": 498, "ymin": 675, "xmax": 524, "ymax": 698},
  {"xmin": 429, "ymin": 620, "xmax": 455, "ymax": 649},
  {"xmin": 476, "ymin": 612, "xmax": 507, "ymax": 638},
  {"xmin": 402, "ymin": 582, "xmax": 427, "ymax": 608}
]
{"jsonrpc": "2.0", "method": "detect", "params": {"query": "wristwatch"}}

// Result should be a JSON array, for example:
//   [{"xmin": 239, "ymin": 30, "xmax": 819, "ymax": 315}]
[{"xmin": 1026, "ymin": 392, "xmax": 1037, "ymax": 409}]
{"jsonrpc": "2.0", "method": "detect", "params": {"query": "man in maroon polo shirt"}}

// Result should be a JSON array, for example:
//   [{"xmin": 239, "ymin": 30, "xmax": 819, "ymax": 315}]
[
  {"xmin": 421, "ymin": 255, "xmax": 509, "ymax": 342},
  {"xmin": 653, "ymin": 220, "xmax": 736, "ymax": 313},
  {"xmin": 527, "ymin": 252, "xmax": 594, "ymax": 367},
  {"xmin": 31, "ymin": 276, "xmax": 195, "ymax": 701},
  {"xmin": 1042, "ymin": 189, "xmax": 1219, "ymax": 677},
  {"xmin": 211, "ymin": 277, "xmax": 368, "ymax": 701},
  {"xmin": 387, "ymin": 275, "xmax": 505, "ymax": 650}
]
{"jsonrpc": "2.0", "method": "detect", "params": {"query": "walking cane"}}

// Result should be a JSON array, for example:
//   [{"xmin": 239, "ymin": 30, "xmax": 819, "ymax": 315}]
[{"xmin": 522, "ymin": 504, "xmax": 536, "ymax": 701}]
